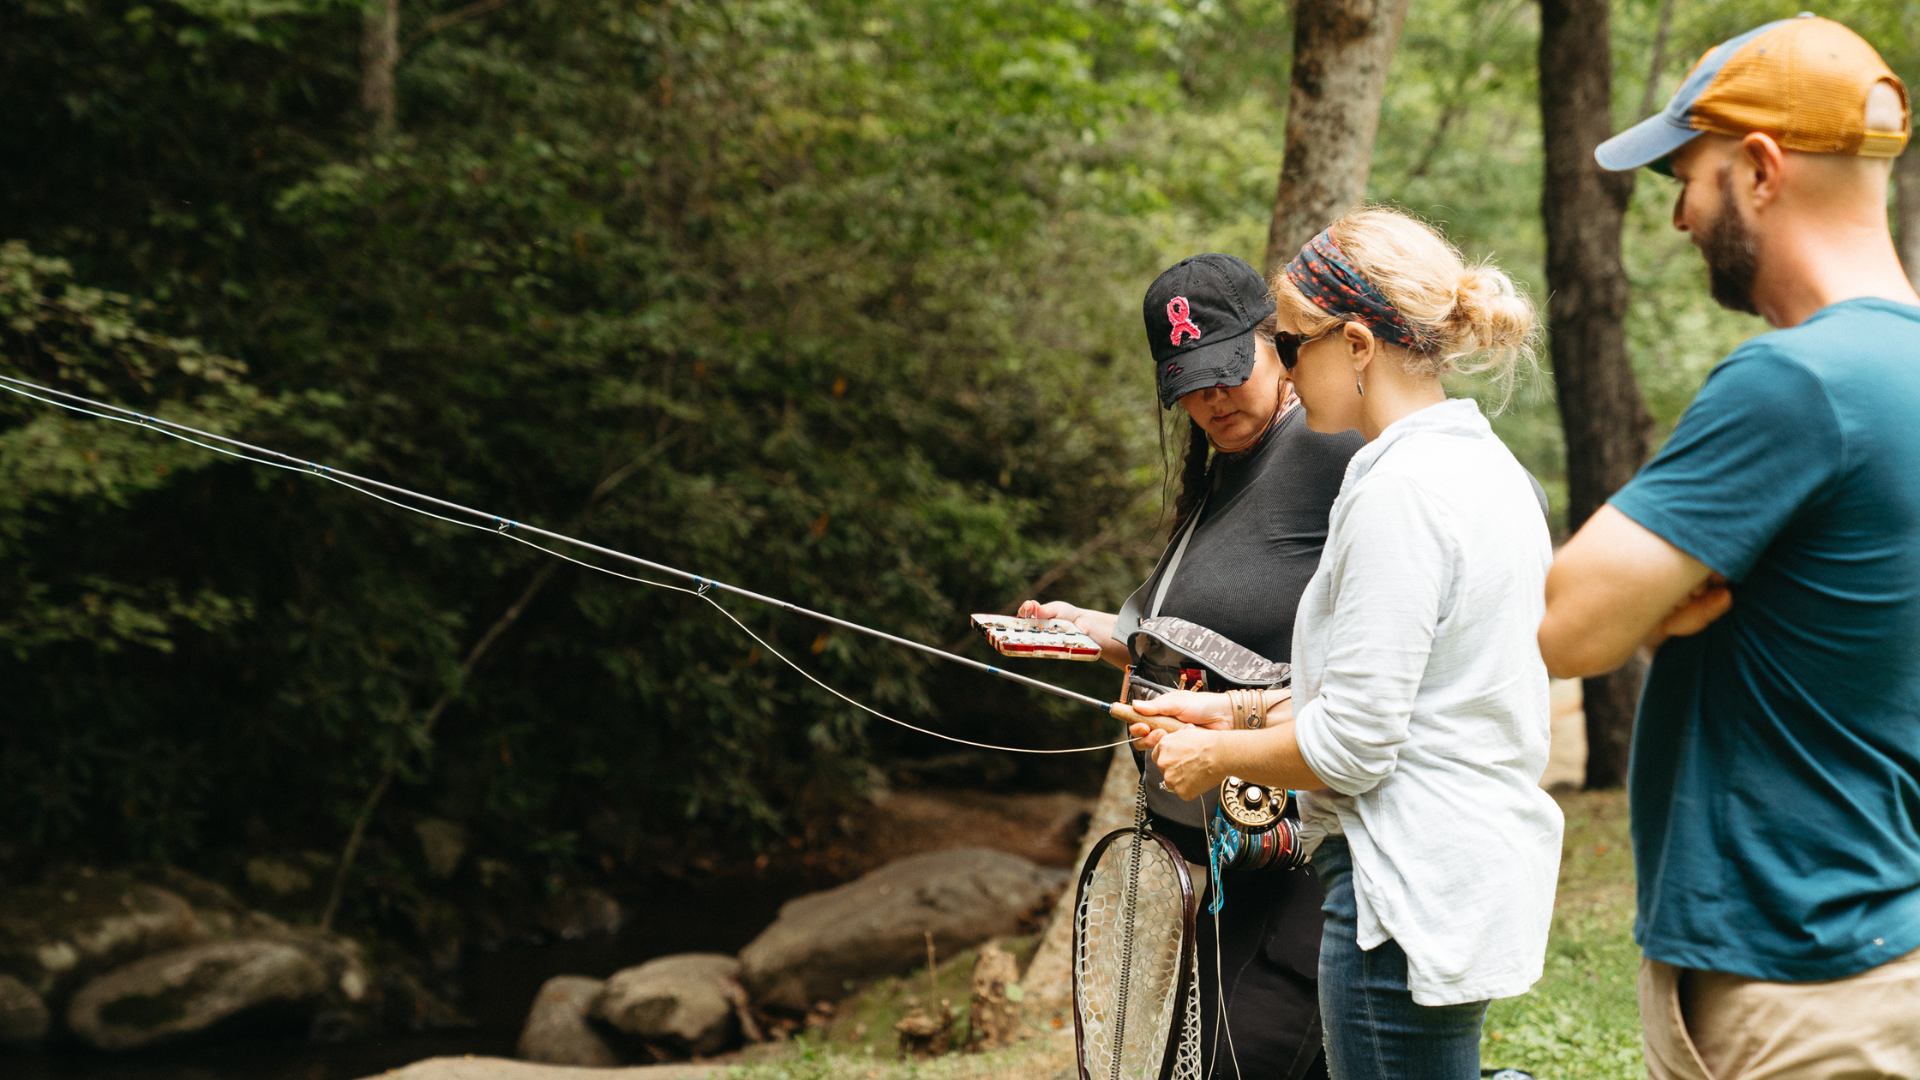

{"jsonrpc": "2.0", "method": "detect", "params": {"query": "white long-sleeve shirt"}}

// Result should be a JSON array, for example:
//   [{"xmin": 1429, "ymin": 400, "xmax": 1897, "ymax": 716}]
[{"xmin": 1292, "ymin": 398, "xmax": 1563, "ymax": 1006}]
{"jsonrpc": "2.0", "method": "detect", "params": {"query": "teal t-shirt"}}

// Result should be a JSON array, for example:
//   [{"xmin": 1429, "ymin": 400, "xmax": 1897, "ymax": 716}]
[{"xmin": 1611, "ymin": 298, "xmax": 1920, "ymax": 982}]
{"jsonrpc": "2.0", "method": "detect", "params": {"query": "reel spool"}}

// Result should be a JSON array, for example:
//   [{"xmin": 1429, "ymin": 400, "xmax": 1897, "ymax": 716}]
[
  {"xmin": 1209, "ymin": 778, "xmax": 1306, "ymax": 874},
  {"xmin": 1217, "ymin": 776, "xmax": 1285, "ymax": 831}
]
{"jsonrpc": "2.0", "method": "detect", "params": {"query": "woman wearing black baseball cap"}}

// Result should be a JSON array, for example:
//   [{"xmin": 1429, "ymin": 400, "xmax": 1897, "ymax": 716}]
[{"xmin": 1020, "ymin": 252, "xmax": 1363, "ymax": 1080}]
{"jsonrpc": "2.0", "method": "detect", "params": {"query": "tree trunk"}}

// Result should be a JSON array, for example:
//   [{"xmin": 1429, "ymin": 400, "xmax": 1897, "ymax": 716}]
[
  {"xmin": 361, "ymin": 0, "xmax": 400, "ymax": 138},
  {"xmin": 1263, "ymin": 0, "xmax": 1413, "ymax": 275},
  {"xmin": 1897, "ymin": 145, "xmax": 1920, "ymax": 285},
  {"xmin": 1539, "ymin": 0, "xmax": 1653, "ymax": 790},
  {"xmin": 1636, "ymin": 0, "xmax": 1676, "ymax": 120}
]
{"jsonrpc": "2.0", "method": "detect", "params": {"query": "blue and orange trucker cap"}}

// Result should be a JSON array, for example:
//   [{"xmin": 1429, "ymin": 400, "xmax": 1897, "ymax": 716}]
[{"xmin": 1596, "ymin": 14, "xmax": 1909, "ymax": 174}]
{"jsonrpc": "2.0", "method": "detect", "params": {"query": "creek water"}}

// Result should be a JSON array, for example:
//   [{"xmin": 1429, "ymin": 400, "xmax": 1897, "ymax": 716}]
[{"xmin": 8, "ymin": 868, "xmax": 833, "ymax": 1080}]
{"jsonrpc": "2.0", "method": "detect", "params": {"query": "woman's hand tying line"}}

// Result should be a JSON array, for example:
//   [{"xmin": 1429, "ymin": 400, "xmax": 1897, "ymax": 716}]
[
  {"xmin": 1129, "ymin": 690, "xmax": 1233, "ymax": 799},
  {"xmin": 1130, "ymin": 690, "xmax": 1323, "ymax": 797},
  {"xmin": 1135, "ymin": 726, "xmax": 1229, "ymax": 799}
]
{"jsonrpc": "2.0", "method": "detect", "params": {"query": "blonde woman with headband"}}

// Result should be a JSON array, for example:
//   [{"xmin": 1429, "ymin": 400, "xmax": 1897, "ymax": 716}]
[{"xmin": 1130, "ymin": 209, "xmax": 1561, "ymax": 1080}]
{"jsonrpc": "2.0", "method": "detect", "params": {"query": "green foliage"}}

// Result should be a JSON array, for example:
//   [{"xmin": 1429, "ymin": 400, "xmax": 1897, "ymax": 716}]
[
  {"xmin": 0, "ymin": 241, "xmax": 260, "ymax": 515},
  {"xmin": 0, "ymin": 0, "xmax": 1192, "ymax": 910},
  {"xmin": 0, "ymin": 241, "xmax": 276, "ymax": 852}
]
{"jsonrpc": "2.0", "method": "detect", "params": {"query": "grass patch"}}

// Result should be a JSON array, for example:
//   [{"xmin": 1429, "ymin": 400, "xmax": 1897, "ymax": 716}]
[
  {"xmin": 726, "ymin": 935, "xmax": 1073, "ymax": 1080},
  {"xmin": 1480, "ymin": 790, "xmax": 1643, "ymax": 1080},
  {"xmin": 720, "ymin": 936, "xmax": 1052, "ymax": 1058},
  {"xmin": 726, "ymin": 1034, "xmax": 1074, "ymax": 1080},
  {"xmin": 805, "ymin": 936, "xmax": 1039, "ymax": 1056}
]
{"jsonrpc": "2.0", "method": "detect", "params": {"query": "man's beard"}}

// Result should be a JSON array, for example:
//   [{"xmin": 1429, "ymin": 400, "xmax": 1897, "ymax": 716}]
[{"xmin": 1699, "ymin": 166, "xmax": 1761, "ymax": 315}]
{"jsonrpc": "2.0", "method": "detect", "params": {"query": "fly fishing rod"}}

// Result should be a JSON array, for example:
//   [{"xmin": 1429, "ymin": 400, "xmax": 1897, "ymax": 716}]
[{"xmin": 0, "ymin": 373, "xmax": 1174, "ymax": 746}]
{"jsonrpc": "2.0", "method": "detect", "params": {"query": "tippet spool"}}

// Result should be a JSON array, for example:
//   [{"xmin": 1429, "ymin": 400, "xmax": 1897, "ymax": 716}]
[
  {"xmin": 1209, "ymin": 808, "xmax": 1307, "ymax": 873},
  {"xmin": 1218, "ymin": 776, "xmax": 1284, "ymax": 830}
]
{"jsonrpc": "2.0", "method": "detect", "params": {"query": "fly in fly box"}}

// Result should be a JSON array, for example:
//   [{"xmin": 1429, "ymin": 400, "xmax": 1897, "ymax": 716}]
[{"xmin": 971, "ymin": 614, "xmax": 1104, "ymax": 661}]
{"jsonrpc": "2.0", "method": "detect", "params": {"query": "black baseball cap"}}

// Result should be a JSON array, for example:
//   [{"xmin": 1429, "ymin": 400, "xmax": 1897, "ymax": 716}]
[{"xmin": 1143, "ymin": 253, "xmax": 1277, "ymax": 409}]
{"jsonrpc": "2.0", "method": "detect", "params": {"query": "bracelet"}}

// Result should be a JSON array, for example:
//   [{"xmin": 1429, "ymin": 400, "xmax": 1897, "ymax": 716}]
[
  {"xmin": 1257, "ymin": 688, "xmax": 1291, "ymax": 728},
  {"xmin": 1229, "ymin": 688, "xmax": 1292, "ymax": 730},
  {"xmin": 1228, "ymin": 688, "xmax": 1262, "ymax": 730}
]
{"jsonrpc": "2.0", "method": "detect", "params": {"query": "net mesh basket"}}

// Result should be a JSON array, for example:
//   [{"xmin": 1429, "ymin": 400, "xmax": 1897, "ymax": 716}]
[{"xmin": 1074, "ymin": 829, "xmax": 1198, "ymax": 1080}]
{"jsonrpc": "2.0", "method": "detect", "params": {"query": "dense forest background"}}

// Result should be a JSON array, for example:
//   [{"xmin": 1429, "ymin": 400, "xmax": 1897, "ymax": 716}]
[{"xmin": 1, "ymin": 0, "xmax": 1915, "ymax": 936}]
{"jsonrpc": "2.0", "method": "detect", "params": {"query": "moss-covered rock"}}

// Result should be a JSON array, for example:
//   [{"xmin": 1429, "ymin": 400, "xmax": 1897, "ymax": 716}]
[
  {"xmin": 0, "ymin": 867, "xmax": 205, "ymax": 1006},
  {"xmin": 66, "ymin": 939, "xmax": 329, "ymax": 1050},
  {"xmin": 0, "ymin": 863, "xmax": 455, "ymax": 1049}
]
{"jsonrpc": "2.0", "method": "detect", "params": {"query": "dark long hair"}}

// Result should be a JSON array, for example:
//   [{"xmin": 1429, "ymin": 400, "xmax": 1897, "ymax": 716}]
[
  {"xmin": 1162, "ymin": 313, "xmax": 1280, "ymax": 537},
  {"xmin": 1166, "ymin": 417, "xmax": 1210, "ymax": 537}
]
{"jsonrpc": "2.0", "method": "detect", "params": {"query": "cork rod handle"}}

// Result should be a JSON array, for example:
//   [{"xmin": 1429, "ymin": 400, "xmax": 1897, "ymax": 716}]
[{"xmin": 1108, "ymin": 701, "xmax": 1183, "ymax": 733}]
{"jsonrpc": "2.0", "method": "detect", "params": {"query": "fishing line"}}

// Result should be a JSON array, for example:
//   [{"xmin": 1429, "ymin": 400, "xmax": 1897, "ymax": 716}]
[
  {"xmin": 0, "ymin": 374, "xmax": 1136, "ymax": 755},
  {"xmin": 498, "ymin": 530, "xmax": 1132, "ymax": 755}
]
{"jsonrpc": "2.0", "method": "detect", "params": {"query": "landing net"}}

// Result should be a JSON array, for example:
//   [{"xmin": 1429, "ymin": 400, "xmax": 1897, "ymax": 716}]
[{"xmin": 1073, "ymin": 794, "xmax": 1200, "ymax": 1080}]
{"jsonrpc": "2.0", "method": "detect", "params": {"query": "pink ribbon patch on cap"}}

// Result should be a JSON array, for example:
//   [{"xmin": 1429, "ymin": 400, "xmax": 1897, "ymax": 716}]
[{"xmin": 1167, "ymin": 297, "xmax": 1202, "ymax": 346}]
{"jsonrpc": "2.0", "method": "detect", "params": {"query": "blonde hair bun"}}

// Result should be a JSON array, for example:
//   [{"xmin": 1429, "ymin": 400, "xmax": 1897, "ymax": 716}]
[{"xmin": 1269, "ymin": 207, "xmax": 1538, "ymax": 399}]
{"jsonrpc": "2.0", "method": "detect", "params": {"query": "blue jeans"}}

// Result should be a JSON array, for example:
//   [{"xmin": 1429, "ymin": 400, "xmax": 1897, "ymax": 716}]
[{"xmin": 1312, "ymin": 838, "xmax": 1488, "ymax": 1080}]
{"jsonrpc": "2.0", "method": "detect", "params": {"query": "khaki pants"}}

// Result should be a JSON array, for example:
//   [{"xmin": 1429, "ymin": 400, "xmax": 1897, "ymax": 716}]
[{"xmin": 1640, "ymin": 948, "xmax": 1920, "ymax": 1080}]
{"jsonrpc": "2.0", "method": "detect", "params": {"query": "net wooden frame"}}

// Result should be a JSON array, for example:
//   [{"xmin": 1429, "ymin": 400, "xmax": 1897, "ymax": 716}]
[{"xmin": 1072, "ymin": 826, "xmax": 1200, "ymax": 1080}]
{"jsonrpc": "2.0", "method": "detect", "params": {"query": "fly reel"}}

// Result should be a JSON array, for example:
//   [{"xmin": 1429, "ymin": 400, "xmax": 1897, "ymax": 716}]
[
  {"xmin": 1218, "ymin": 776, "xmax": 1286, "ymax": 830},
  {"xmin": 1210, "ymin": 778, "xmax": 1307, "ymax": 873}
]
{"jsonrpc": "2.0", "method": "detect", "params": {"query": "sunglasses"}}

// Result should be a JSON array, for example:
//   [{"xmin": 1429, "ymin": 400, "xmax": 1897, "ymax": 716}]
[{"xmin": 1270, "ymin": 327, "xmax": 1341, "ymax": 370}]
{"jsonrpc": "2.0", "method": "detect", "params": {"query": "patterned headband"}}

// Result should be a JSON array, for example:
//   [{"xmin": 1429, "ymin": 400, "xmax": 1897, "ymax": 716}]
[{"xmin": 1283, "ymin": 229, "xmax": 1425, "ymax": 350}]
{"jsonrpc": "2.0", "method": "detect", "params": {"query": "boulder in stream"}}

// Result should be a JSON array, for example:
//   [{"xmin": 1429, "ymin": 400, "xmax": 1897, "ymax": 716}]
[
  {"xmin": 592, "ymin": 953, "xmax": 740, "ymax": 1057},
  {"xmin": 66, "ymin": 938, "xmax": 330, "ymax": 1051},
  {"xmin": 0, "ymin": 973, "xmax": 50, "ymax": 1045},
  {"xmin": 738, "ymin": 847, "xmax": 1064, "ymax": 1011},
  {"xmin": 516, "ymin": 975, "xmax": 617, "ymax": 1066}
]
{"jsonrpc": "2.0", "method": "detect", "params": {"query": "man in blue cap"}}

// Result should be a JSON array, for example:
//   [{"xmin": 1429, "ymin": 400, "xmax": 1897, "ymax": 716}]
[{"xmin": 1538, "ymin": 14, "xmax": 1920, "ymax": 1079}]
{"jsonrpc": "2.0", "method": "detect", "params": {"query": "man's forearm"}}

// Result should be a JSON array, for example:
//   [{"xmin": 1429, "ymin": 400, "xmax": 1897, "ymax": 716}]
[
  {"xmin": 1540, "ymin": 506, "xmax": 1718, "ymax": 678},
  {"xmin": 1538, "ymin": 600, "xmax": 1645, "ymax": 677}
]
